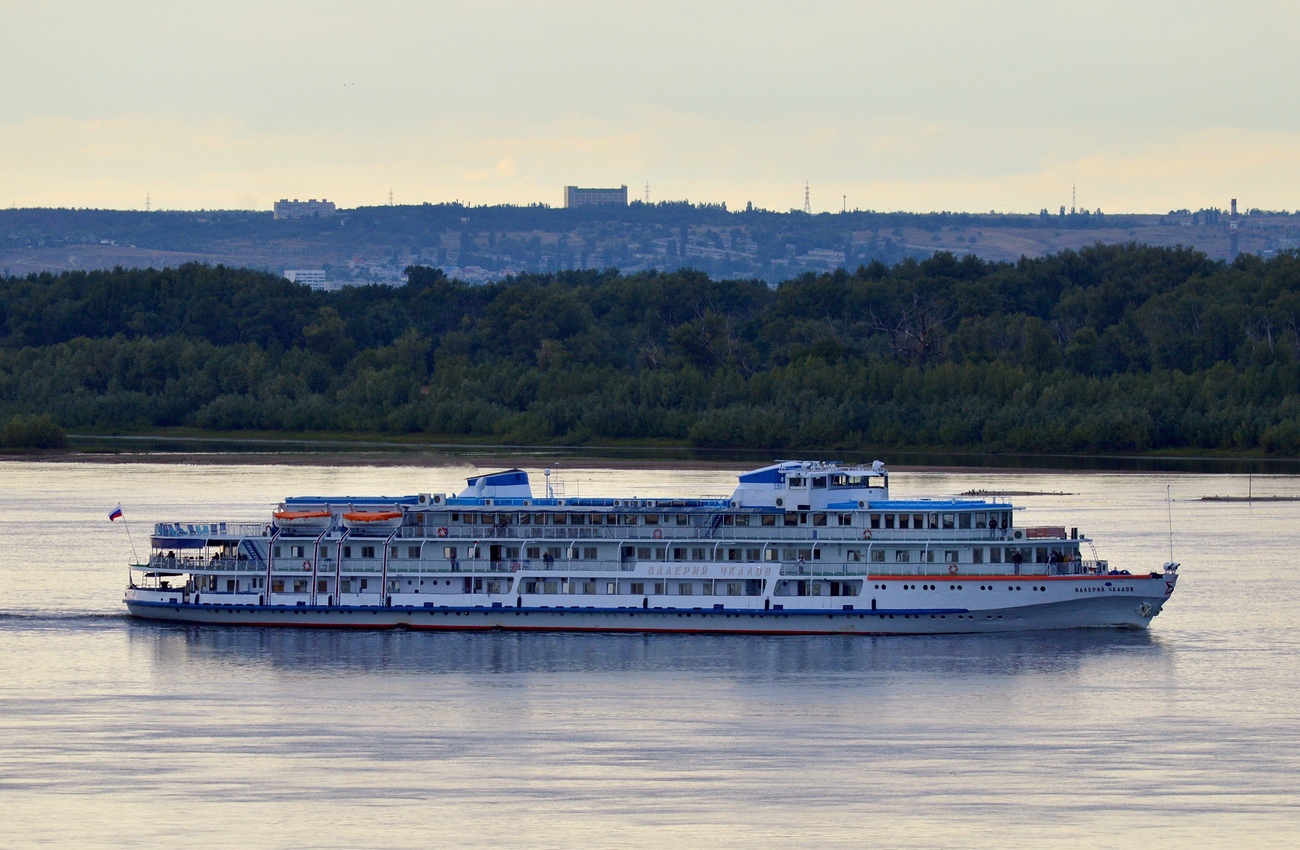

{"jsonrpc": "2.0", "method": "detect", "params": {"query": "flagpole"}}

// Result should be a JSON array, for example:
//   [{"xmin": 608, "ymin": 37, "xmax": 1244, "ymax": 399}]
[{"xmin": 114, "ymin": 504, "xmax": 140, "ymax": 564}]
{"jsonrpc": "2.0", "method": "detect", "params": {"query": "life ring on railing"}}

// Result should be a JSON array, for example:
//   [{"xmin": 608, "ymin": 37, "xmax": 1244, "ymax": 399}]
[
  {"xmin": 436, "ymin": 527, "xmax": 448, "ymax": 538},
  {"xmin": 510, "ymin": 561, "xmax": 521, "ymax": 572},
  {"xmin": 303, "ymin": 560, "xmax": 312, "ymax": 572},
  {"xmin": 652, "ymin": 529, "xmax": 663, "ymax": 539},
  {"xmin": 948, "ymin": 563, "xmax": 959, "ymax": 575},
  {"xmin": 862, "ymin": 530, "xmax": 872, "ymax": 540}
]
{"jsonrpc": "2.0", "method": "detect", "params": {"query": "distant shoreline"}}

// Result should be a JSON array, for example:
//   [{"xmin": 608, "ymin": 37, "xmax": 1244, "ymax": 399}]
[{"xmin": 2, "ymin": 433, "xmax": 1296, "ymax": 475}]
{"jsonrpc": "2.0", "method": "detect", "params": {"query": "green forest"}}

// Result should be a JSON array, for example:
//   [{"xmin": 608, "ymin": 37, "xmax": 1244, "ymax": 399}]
[{"xmin": 2, "ymin": 243, "xmax": 1299, "ymax": 455}]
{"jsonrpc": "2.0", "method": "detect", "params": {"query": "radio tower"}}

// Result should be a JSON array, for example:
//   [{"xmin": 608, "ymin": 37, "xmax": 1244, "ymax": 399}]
[
  {"xmin": 644, "ymin": 182, "xmax": 650, "ymax": 203},
  {"xmin": 388, "ymin": 188, "xmax": 394, "ymax": 206},
  {"xmin": 145, "ymin": 193, "xmax": 151, "ymax": 212},
  {"xmin": 803, "ymin": 182, "xmax": 811, "ymax": 214},
  {"xmin": 1071, "ymin": 183, "xmax": 1076, "ymax": 215}
]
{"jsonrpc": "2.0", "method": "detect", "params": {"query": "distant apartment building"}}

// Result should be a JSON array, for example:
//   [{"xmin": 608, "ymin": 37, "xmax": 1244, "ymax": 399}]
[
  {"xmin": 273, "ymin": 198, "xmax": 336, "ymax": 219},
  {"xmin": 284, "ymin": 269, "xmax": 327, "ymax": 287},
  {"xmin": 563, "ymin": 185, "xmax": 628, "ymax": 208}
]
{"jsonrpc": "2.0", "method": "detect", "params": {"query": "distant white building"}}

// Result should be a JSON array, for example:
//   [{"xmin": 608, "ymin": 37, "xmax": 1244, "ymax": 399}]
[
  {"xmin": 274, "ymin": 198, "xmax": 336, "ymax": 219},
  {"xmin": 284, "ymin": 269, "xmax": 327, "ymax": 287},
  {"xmin": 563, "ymin": 185, "xmax": 627, "ymax": 208}
]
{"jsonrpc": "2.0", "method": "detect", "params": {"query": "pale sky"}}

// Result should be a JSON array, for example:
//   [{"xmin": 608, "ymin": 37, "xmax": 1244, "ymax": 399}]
[{"xmin": 2, "ymin": 0, "xmax": 1297, "ymax": 213}]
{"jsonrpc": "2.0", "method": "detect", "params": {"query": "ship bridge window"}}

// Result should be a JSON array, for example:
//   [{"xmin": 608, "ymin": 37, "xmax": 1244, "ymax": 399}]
[
  {"xmin": 870, "ymin": 513, "xmax": 881, "ymax": 529},
  {"xmin": 897, "ymin": 514, "xmax": 909, "ymax": 529},
  {"xmin": 942, "ymin": 514, "xmax": 955, "ymax": 529},
  {"xmin": 788, "ymin": 476, "xmax": 805, "ymax": 488},
  {"xmin": 884, "ymin": 514, "xmax": 896, "ymax": 529},
  {"xmin": 811, "ymin": 477, "xmax": 827, "ymax": 489},
  {"xmin": 959, "ymin": 514, "xmax": 972, "ymax": 530}
]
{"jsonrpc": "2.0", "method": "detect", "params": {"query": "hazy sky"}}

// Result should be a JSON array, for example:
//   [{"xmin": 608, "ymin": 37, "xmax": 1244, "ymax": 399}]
[{"xmin": 2, "ymin": 0, "xmax": 1297, "ymax": 213}]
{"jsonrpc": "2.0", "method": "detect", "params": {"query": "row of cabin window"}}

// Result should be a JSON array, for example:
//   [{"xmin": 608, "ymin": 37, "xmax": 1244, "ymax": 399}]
[
  {"xmin": 520, "ymin": 579, "xmax": 764, "ymax": 596},
  {"xmin": 786, "ymin": 474, "xmax": 874, "ymax": 489},
  {"xmin": 437, "ymin": 512, "xmax": 855, "ymax": 528},
  {"xmin": 869, "ymin": 511, "xmax": 1012, "ymax": 530},
  {"xmin": 863, "ymin": 546, "xmax": 1075, "ymax": 564}
]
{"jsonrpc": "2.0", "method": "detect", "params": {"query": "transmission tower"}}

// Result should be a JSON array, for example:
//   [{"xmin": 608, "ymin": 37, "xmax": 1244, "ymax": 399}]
[
  {"xmin": 644, "ymin": 182, "xmax": 650, "ymax": 203},
  {"xmin": 1071, "ymin": 183, "xmax": 1076, "ymax": 215},
  {"xmin": 145, "ymin": 193, "xmax": 151, "ymax": 212},
  {"xmin": 388, "ymin": 188, "xmax": 394, "ymax": 206},
  {"xmin": 803, "ymin": 182, "xmax": 811, "ymax": 214}
]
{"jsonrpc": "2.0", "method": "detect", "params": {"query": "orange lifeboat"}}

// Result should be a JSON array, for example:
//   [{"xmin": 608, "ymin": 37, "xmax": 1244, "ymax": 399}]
[
  {"xmin": 342, "ymin": 509, "xmax": 403, "ymax": 528},
  {"xmin": 272, "ymin": 509, "xmax": 333, "ymax": 528}
]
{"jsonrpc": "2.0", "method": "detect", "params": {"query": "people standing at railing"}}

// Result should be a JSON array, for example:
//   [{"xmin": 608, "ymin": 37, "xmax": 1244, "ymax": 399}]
[{"xmin": 1012, "ymin": 549, "xmax": 1023, "ymax": 575}]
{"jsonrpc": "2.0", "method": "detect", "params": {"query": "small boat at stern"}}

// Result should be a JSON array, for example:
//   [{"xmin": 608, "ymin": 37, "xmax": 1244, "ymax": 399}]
[{"xmin": 125, "ymin": 461, "xmax": 1179, "ymax": 634}]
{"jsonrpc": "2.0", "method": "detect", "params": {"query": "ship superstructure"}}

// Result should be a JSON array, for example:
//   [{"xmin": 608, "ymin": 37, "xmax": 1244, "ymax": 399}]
[{"xmin": 125, "ymin": 461, "xmax": 1178, "ymax": 633}]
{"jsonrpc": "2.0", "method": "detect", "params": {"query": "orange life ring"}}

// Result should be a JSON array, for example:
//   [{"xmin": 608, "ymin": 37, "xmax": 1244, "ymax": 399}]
[
  {"xmin": 510, "ymin": 561, "xmax": 521, "ymax": 572},
  {"xmin": 303, "ymin": 560, "xmax": 312, "ymax": 572},
  {"xmin": 948, "ymin": 563, "xmax": 959, "ymax": 575},
  {"xmin": 862, "ymin": 529, "xmax": 872, "ymax": 540},
  {"xmin": 436, "ymin": 527, "xmax": 448, "ymax": 538},
  {"xmin": 652, "ymin": 529, "xmax": 663, "ymax": 539}
]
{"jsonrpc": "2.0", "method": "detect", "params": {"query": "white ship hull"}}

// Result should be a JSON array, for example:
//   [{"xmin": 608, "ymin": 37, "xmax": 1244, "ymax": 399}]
[{"xmin": 125, "ymin": 575, "xmax": 1174, "ymax": 634}]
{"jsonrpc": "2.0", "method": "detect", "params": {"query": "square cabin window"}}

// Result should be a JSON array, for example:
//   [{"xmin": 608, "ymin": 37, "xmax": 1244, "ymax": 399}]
[
  {"xmin": 812, "ymin": 513, "xmax": 828, "ymax": 527},
  {"xmin": 583, "ymin": 547, "xmax": 598, "ymax": 560},
  {"xmin": 676, "ymin": 514, "xmax": 689, "ymax": 525},
  {"xmin": 762, "ymin": 514, "xmax": 777, "ymax": 527},
  {"xmin": 898, "ymin": 514, "xmax": 910, "ymax": 529},
  {"xmin": 895, "ymin": 550, "xmax": 910, "ymax": 563},
  {"xmin": 958, "ymin": 514, "xmax": 972, "ymax": 529},
  {"xmin": 871, "ymin": 514, "xmax": 882, "ymax": 529},
  {"xmin": 407, "ymin": 546, "xmax": 420, "ymax": 558},
  {"xmin": 838, "ymin": 514, "xmax": 853, "ymax": 526},
  {"xmin": 884, "ymin": 514, "xmax": 896, "ymax": 529}
]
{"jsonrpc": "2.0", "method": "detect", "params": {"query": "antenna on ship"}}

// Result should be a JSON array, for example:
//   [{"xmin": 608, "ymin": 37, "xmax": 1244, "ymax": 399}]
[
  {"xmin": 1165, "ymin": 484, "xmax": 1177, "ymax": 570},
  {"xmin": 544, "ymin": 468, "xmax": 553, "ymax": 500}
]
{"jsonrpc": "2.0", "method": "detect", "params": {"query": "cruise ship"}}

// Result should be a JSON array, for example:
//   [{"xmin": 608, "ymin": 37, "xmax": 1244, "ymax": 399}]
[{"xmin": 124, "ymin": 461, "xmax": 1179, "ymax": 634}]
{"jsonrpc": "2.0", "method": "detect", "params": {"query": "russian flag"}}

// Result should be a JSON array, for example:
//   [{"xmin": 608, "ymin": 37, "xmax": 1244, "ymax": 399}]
[{"xmin": 109, "ymin": 505, "xmax": 123, "ymax": 522}]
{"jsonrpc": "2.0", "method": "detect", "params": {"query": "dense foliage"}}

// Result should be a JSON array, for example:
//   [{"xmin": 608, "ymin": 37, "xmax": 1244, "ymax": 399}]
[{"xmin": 1, "ymin": 243, "xmax": 1299, "ymax": 454}]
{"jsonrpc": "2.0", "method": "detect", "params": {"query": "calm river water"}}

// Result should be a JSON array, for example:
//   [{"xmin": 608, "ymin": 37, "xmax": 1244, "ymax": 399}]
[{"xmin": 1, "ymin": 459, "xmax": 1298, "ymax": 848}]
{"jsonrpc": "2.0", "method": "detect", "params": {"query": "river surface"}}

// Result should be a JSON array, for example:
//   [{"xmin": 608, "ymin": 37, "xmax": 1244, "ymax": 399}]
[{"xmin": 1, "ymin": 460, "xmax": 1298, "ymax": 848}]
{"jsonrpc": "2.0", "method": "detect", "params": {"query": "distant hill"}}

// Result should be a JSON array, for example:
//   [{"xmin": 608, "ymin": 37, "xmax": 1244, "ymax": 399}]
[{"xmin": 3, "ymin": 203, "xmax": 1296, "ymax": 285}]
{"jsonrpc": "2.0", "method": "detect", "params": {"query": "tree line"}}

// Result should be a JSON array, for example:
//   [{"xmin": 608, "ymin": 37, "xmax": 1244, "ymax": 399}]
[{"xmin": 1, "ymin": 243, "xmax": 1299, "ymax": 454}]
